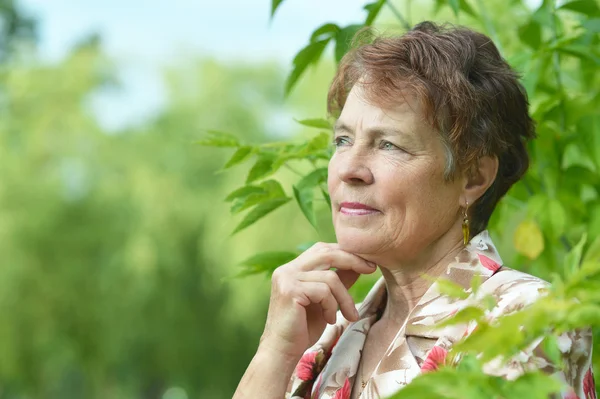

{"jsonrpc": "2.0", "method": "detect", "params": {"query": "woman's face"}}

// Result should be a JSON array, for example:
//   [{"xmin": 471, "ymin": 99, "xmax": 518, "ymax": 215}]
[{"xmin": 328, "ymin": 85, "xmax": 465, "ymax": 266}]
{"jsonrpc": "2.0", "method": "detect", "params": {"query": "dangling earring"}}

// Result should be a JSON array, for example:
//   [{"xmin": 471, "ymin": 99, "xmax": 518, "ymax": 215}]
[{"xmin": 462, "ymin": 200, "xmax": 470, "ymax": 245}]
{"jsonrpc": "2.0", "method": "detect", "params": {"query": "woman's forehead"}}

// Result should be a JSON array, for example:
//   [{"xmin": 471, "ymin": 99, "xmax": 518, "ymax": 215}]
[
  {"xmin": 336, "ymin": 86, "xmax": 433, "ymax": 143},
  {"xmin": 341, "ymin": 84, "xmax": 426, "ymax": 121}
]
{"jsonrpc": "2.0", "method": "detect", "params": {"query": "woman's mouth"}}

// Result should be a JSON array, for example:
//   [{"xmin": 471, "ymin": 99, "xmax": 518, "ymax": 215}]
[{"xmin": 339, "ymin": 202, "xmax": 380, "ymax": 216}]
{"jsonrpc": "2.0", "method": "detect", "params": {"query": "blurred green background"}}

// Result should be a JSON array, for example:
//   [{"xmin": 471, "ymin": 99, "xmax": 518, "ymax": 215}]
[{"xmin": 1, "ymin": 0, "xmax": 599, "ymax": 398}]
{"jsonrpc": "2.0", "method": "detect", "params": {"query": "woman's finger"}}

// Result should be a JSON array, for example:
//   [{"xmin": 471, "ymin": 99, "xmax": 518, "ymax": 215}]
[
  {"xmin": 296, "ymin": 281, "xmax": 338, "ymax": 324},
  {"xmin": 294, "ymin": 243, "xmax": 376, "ymax": 274},
  {"xmin": 336, "ymin": 269, "xmax": 361, "ymax": 290},
  {"xmin": 298, "ymin": 270, "xmax": 359, "ymax": 321}
]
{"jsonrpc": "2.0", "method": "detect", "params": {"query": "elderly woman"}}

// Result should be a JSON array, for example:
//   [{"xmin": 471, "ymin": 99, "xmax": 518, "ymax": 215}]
[{"xmin": 233, "ymin": 22, "xmax": 595, "ymax": 399}]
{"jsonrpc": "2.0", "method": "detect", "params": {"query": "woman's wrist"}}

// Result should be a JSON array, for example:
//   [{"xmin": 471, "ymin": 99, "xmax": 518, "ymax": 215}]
[
  {"xmin": 257, "ymin": 334, "xmax": 304, "ymax": 365},
  {"xmin": 233, "ymin": 341, "xmax": 300, "ymax": 399}
]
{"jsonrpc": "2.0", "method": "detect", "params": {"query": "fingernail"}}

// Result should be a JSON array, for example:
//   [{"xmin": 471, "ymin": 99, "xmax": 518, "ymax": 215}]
[
  {"xmin": 368, "ymin": 261, "xmax": 377, "ymax": 268},
  {"xmin": 353, "ymin": 308, "xmax": 360, "ymax": 320}
]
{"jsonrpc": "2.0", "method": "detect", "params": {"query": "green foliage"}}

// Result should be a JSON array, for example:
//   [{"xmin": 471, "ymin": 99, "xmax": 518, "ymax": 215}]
[
  {"xmin": 203, "ymin": 0, "xmax": 600, "ymax": 397},
  {"xmin": 270, "ymin": 0, "xmax": 285, "ymax": 18},
  {"xmin": 198, "ymin": 126, "xmax": 333, "ymax": 237},
  {"xmin": 0, "ymin": 40, "xmax": 306, "ymax": 397},
  {"xmin": 387, "ymin": 357, "xmax": 562, "ymax": 399},
  {"xmin": 234, "ymin": 251, "xmax": 300, "ymax": 278},
  {"xmin": 385, "ymin": 238, "xmax": 600, "ymax": 398},
  {"xmin": 0, "ymin": 0, "xmax": 37, "ymax": 60}
]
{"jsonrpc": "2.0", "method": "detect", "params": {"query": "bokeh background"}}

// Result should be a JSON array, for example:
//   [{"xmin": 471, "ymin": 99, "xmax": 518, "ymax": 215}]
[{"xmin": 1, "ymin": 0, "xmax": 598, "ymax": 398}]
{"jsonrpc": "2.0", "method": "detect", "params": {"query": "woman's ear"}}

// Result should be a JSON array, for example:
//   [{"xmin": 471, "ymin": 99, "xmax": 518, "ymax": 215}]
[{"xmin": 462, "ymin": 155, "xmax": 498, "ymax": 205}]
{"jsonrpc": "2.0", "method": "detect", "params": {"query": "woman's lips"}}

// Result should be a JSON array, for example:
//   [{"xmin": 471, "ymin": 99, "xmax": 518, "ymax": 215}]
[{"xmin": 339, "ymin": 202, "xmax": 380, "ymax": 216}]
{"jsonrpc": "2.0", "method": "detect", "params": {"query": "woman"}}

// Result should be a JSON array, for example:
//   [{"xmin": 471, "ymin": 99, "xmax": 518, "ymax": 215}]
[{"xmin": 233, "ymin": 22, "xmax": 595, "ymax": 399}]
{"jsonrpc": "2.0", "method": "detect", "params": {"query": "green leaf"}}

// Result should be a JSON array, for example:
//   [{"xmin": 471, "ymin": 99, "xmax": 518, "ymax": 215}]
[
  {"xmin": 246, "ymin": 154, "xmax": 276, "ymax": 183},
  {"xmin": 292, "ymin": 168, "xmax": 327, "ymax": 229},
  {"xmin": 470, "ymin": 274, "xmax": 482, "ymax": 294},
  {"xmin": 514, "ymin": 220, "xmax": 545, "ymax": 260},
  {"xmin": 518, "ymin": 20, "xmax": 542, "ymax": 49},
  {"xmin": 556, "ymin": 44, "xmax": 600, "ymax": 65},
  {"xmin": 196, "ymin": 130, "xmax": 240, "ymax": 147},
  {"xmin": 564, "ymin": 304, "xmax": 600, "ymax": 326},
  {"xmin": 564, "ymin": 234, "xmax": 587, "ymax": 278},
  {"xmin": 294, "ymin": 118, "xmax": 332, "ymax": 130},
  {"xmin": 363, "ymin": 0, "xmax": 385, "ymax": 26},
  {"xmin": 434, "ymin": 0, "xmax": 476, "ymax": 17},
  {"xmin": 581, "ymin": 184, "xmax": 598, "ymax": 203},
  {"xmin": 449, "ymin": 0, "xmax": 460, "ymax": 16},
  {"xmin": 285, "ymin": 39, "xmax": 330, "ymax": 95},
  {"xmin": 583, "ymin": 236, "xmax": 600, "ymax": 264},
  {"xmin": 293, "ymin": 185, "xmax": 316, "ymax": 229},
  {"xmin": 501, "ymin": 371, "xmax": 562, "ymax": 399},
  {"xmin": 458, "ymin": 0, "xmax": 477, "ymax": 17},
  {"xmin": 515, "ymin": 218, "xmax": 546, "ymax": 259},
  {"xmin": 541, "ymin": 335, "xmax": 561, "ymax": 366},
  {"xmin": 562, "ymin": 142, "xmax": 597, "ymax": 172},
  {"xmin": 335, "ymin": 24, "xmax": 363, "ymax": 63},
  {"xmin": 321, "ymin": 187, "xmax": 331, "ymax": 210},
  {"xmin": 235, "ymin": 251, "xmax": 299, "ymax": 277},
  {"xmin": 582, "ymin": 18, "xmax": 600, "ymax": 33},
  {"xmin": 270, "ymin": 0, "xmax": 285, "ymax": 18},
  {"xmin": 304, "ymin": 132, "xmax": 332, "ymax": 154},
  {"xmin": 259, "ymin": 179, "xmax": 286, "ymax": 197},
  {"xmin": 230, "ymin": 180, "xmax": 286, "ymax": 214},
  {"xmin": 577, "ymin": 114, "xmax": 600, "ymax": 170},
  {"xmin": 546, "ymin": 199, "xmax": 567, "ymax": 239},
  {"xmin": 559, "ymin": 0, "xmax": 600, "ymax": 16},
  {"xmin": 437, "ymin": 306, "xmax": 485, "ymax": 328},
  {"xmin": 310, "ymin": 23, "xmax": 340, "ymax": 42},
  {"xmin": 223, "ymin": 146, "xmax": 253, "ymax": 169},
  {"xmin": 297, "ymin": 167, "xmax": 328, "ymax": 190},
  {"xmin": 225, "ymin": 185, "xmax": 267, "ymax": 202},
  {"xmin": 531, "ymin": 1, "xmax": 552, "ymax": 27},
  {"xmin": 435, "ymin": 278, "xmax": 469, "ymax": 300},
  {"xmin": 522, "ymin": 53, "xmax": 545, "ymax": 96},
  {"xmin": 232, "ymin": 197, "xmax": 291, "ymax": 235}
]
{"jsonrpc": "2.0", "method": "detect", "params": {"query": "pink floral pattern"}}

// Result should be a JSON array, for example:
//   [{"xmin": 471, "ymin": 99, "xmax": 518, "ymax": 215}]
[
  {"xmin": 332, "ymin": 378, "xmax": 351, "ymax": 399},
  {"xmin": 296, "ymin": 351, "xmax": 319, "ymax": 381},
  {"xmin": 286, "ymin": 230, "xmax": 595, "ymax": 399},
  {"xmin": 478, "ymin": 253, "xmax": 502, "ymax": 273},
  {"xmin": 584, "ymin": 368, "xmax": 597, "ymax": 399},
  {"xmin": 420, "ymin": 346, "xmax": 448, "ymax": 373}
]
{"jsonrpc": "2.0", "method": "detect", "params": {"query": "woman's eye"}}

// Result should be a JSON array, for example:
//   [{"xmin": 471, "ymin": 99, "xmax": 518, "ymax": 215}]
[
  {"xmin": 381, "ymin": 141, "xmax": 397, "ymax": 150},
  {"xmin": 333, "ymin": 136, "xmax": 351, "ymax": 147}
]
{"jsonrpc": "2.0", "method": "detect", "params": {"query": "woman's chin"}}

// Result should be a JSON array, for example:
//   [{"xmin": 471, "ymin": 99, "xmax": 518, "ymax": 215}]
[{"xmin": 335, "ymin": 231, "xmax": 382, "ymax": 258}]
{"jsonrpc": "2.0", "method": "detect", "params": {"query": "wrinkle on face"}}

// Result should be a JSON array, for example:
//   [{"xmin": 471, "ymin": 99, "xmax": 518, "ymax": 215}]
[{"xmin": 328, "ymin": 84, "xmax": 464, "ymax": 270}]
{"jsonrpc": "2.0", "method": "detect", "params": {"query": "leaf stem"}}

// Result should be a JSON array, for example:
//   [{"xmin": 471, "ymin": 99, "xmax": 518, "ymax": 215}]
[
  {"xmin": 385, "ymin": 0, "xmax": 411, "ymax": 30},
  {"xmin": 475, "ymin": 0, "xmax": 504, "ymax": 54},
  {"xmin": 560, "ymin": 235, "xmax": 572, "ymax": 252},
  {"xmin": 549, "ymin": 0, "xmax": 566, "ymax": 132},
  {"xmin": 285, "ymin": 164, "xmax": 304, "ymax": 177}
]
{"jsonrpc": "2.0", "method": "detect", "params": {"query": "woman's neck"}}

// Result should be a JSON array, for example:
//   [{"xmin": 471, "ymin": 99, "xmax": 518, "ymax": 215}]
[{"xmin": 378, "ymin": 233, "xmax": 465, "ymax": 323}]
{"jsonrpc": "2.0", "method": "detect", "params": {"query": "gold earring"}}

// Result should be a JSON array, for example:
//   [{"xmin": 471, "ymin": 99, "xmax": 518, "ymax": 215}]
[{"xmin": 462, "ymin": 201, "xmax": 470, "ymax": 245}]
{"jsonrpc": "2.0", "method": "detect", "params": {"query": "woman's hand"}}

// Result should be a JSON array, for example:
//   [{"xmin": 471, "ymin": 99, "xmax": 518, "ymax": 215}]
[{"xmin": 260, "ymin": 242, "xmax": 377, "ymax": 358}]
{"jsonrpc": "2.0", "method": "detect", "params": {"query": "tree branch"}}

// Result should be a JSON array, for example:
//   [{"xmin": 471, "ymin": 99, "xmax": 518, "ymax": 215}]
[{"xmin": 385, "ymin": 0, "xmax": 411, "ymax": 30}]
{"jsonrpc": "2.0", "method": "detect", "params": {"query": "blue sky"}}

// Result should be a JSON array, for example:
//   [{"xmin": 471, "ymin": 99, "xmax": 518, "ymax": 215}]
[{"xmin": 19, "ymin": 0, "xmax": 367, "ymax": 130}]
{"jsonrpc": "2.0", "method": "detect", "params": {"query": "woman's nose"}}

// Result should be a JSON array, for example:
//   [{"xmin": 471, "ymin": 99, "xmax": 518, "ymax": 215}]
[{"xmin": 335, "ymin": 150, "xmax": 374, "ymax": 185}]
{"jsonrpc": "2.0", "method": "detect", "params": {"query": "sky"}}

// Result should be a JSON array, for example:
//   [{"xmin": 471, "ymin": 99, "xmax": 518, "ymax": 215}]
[{"xmin": 19, "ymin": 0, "xmax": 367, "ymax": 130}]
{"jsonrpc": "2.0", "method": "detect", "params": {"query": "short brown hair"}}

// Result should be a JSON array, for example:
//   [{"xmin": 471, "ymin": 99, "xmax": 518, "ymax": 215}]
[{"xmin": 328, "ymin": 21, "xmax": 536, "ymax": 238}]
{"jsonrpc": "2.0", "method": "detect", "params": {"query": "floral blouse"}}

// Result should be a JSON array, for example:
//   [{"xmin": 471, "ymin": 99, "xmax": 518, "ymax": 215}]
[{"xmin": 286, "ymin": 230, "xmax": 596, "ymax": 399}]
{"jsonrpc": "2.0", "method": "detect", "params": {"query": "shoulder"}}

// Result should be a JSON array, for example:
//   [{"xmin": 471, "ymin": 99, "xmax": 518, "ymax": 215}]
[{"xmin": 480, "ymin": 266, "xmax": 551, "ymax": 316}]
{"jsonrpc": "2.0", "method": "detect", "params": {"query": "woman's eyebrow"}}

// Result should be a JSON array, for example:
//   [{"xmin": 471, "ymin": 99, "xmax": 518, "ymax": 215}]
[
  {"xmin": 334, "ymin": 121, "xmax": 406, "ymax": 136},
  {"xmin": 334, "ymin": 121, "xmax": 417, "ymax": 144},
  {"xmin": 333, "ymin": 120, "xmax": 353, "ymax": 134}
]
